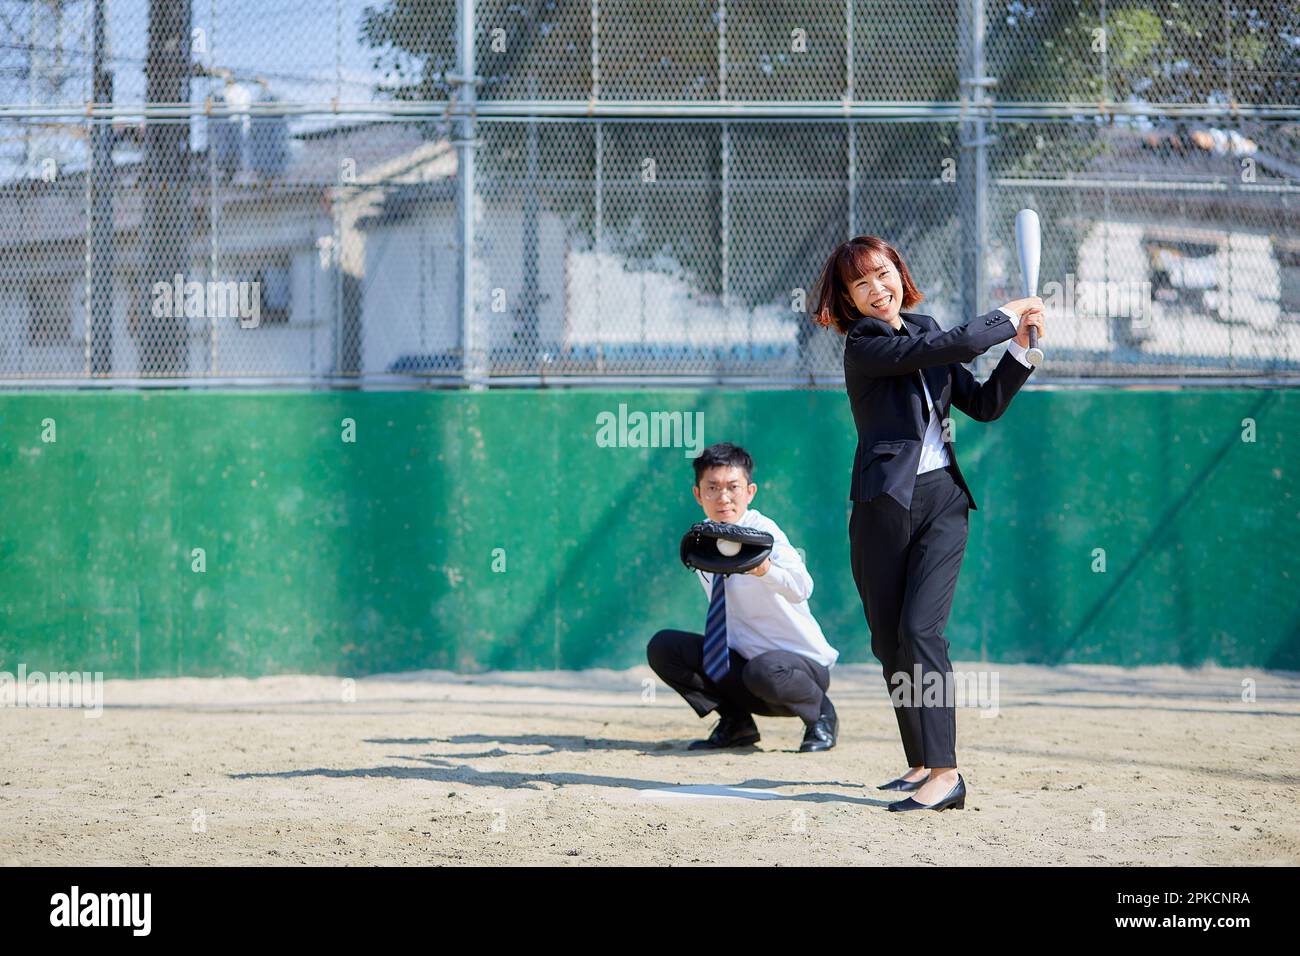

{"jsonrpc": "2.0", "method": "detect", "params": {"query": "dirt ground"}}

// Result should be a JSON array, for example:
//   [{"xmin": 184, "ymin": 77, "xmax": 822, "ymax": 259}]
[{"xmin": 1, "ymin": 662, "xmax": 1296, "ymax": 866}]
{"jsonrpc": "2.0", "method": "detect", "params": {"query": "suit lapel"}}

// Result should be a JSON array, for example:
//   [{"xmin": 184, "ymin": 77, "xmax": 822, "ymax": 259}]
[
  {"xmin": 900, "ymin": 315, "xmax": 935, "ymax": 425},
  {"xmin": 863, "ymin": 315, "xmax": 946, "ymax": 424}
]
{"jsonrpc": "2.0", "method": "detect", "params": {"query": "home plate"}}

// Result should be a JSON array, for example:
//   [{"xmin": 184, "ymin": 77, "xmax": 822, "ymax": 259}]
[{"xmin": 638, "ymin": 785, "xmax": 785, "ymax": 801}]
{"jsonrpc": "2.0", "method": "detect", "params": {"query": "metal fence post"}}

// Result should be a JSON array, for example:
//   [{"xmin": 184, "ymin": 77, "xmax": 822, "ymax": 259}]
[
  {"xmin": 453, "ymin": 0, "xmax": 485, "ymax": 388},
  {"xmin": 87, "ymin": 0, "xmax": 113, "ymax": 377}
]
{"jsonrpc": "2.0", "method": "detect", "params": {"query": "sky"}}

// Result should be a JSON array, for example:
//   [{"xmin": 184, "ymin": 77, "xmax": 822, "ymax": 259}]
[
  {"xmin": 2, "ymin": 0, "xmax": 409, "ymax": 109},
  {"xmin": 0, "ymin": 0, "xmax": 428, "ymax": 177}
]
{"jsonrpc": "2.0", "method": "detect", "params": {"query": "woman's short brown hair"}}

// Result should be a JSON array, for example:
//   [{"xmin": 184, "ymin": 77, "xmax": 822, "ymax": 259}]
[{"xmin": 811, "ymin": 235, "xmax": 925, "ymax": 335}]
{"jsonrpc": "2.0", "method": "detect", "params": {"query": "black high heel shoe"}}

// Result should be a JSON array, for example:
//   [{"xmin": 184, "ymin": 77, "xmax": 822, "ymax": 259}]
[
  {"xmin": 886, "ymin": 773, "xmax": 966, "ymax": 812},
  {"xmin": 876, "ymin": 775, "xmax": 926, "ymax": 792}
]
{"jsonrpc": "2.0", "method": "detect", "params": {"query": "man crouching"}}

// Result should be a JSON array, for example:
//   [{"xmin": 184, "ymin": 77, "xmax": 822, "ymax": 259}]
[{"xmin": 647, "ymin": 442, "xmax": 840, "ymax": 752}]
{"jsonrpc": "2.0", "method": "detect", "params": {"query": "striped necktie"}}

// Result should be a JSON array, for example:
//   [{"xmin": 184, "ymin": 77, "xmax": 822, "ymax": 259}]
[{"xmin": 702, "ymin": 572, "xmax": 730, "ymax": 682}]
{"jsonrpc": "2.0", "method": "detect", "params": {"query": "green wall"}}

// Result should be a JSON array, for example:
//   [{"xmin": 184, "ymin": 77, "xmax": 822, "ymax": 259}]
[{"xmin": 1, "ymin": 388, "xmax": 1296, "ymax": 677}]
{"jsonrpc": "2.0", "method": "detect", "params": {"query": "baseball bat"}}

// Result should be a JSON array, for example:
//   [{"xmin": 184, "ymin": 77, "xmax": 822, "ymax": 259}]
[{"xmin": 1015, "ymin": 208, "xmax": 1044, "ymax": 367}]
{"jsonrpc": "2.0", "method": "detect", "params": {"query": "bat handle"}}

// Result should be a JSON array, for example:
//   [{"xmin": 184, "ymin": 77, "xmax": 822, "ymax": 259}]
[{"xmin": 1026, "ymin": 323, "xmax": 1043, "ymax": 367}]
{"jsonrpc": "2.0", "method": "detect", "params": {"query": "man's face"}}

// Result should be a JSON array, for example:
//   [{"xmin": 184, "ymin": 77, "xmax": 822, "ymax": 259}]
[
  {"xmin": 847, "ymin": 251, "xmax": 904, "ymax": 324},
  {"xmin": 692, "ymin": 464, "xmax": 756, "ymax": 523}
]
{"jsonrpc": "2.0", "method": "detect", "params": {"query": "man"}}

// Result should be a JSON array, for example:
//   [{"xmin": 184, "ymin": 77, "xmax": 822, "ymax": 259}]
[{"xmin": 647, "ymin": 442, "xmax": 840, "ymax": 752}]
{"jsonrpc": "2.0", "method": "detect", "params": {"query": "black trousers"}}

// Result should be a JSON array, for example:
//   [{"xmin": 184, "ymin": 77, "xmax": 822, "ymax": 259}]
[
  {"xmin": 849, "ymin": 463, "xmax": 968, "ymax": 768},
  {"xmin": 646, "ymin": 629, "xmax": 831, "ymax": 725}
]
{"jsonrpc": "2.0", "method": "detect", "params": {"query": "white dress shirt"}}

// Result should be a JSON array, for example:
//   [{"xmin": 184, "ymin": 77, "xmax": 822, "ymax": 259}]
[
  {"xmin": 694, "ymin": 507, "xmax": 839, "ymax": 668},
  {"xmin": 916, "ymin": 306, "xmax": 1030, "ymax": 475}
]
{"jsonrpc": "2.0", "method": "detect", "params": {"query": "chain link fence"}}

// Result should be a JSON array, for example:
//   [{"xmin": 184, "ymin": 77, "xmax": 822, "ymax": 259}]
[{"xmin": 0, "ymin": 0, "xmax": 1296, "ymax": 387}]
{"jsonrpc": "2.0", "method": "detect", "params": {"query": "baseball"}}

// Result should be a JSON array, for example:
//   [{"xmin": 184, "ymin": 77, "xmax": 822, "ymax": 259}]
[{"xmin": 716, "ymin": 538, "xmax": 742, "ymax": 557}]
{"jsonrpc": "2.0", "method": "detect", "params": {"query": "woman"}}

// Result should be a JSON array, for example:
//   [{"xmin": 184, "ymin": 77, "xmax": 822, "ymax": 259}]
[{"xmin": 812, "ymin": 236, "xmax": 1044, "ymax": 812}]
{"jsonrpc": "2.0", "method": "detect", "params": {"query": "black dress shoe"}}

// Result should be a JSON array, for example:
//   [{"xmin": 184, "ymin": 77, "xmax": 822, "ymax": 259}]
[
  {"xmin": 798, "ymin": 711, "xmax": 837, "ymax": 752},
  {"xmin": 876, "ymin": 775, "xmax": 926, "ymax": 792},
  {"xmin": 688, "ymin": 712, "xmax": 760, "ymax": 750},
  {"xmin": 886, "ymin": 773, "xmax": 966, "ymax": 812}
]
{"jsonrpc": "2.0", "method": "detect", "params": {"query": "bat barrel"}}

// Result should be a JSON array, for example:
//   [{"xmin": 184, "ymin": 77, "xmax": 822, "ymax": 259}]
[{"xmin": 1016, "ymin": 208, "xmax": 1045, "ymax": 368}]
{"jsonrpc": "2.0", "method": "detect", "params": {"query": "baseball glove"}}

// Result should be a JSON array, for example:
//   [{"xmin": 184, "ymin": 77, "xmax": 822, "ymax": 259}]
[{"xmin": 679, "ymin": 520, "xmax": 775, "ymax": 576}]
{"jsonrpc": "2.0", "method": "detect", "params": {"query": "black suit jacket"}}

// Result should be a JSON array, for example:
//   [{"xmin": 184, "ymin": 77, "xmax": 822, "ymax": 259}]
[{"xmin": 843, "ymin": 309, "xmax": 1034, "ymax": 512}]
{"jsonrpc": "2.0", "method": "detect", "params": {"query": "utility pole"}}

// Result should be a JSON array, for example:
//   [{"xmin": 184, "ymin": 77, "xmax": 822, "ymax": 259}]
[
  {"xmin": 959, "ymin": 0, "xmax": 993, "ymax": 327},
  {"xmin": 139, "ymin": 0, "xmax": 192, "ymax": 376}
]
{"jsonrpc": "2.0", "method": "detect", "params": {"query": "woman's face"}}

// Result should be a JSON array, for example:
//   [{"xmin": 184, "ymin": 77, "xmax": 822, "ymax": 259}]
[{"xmin": 846, "ymin": 253, "xmax": 904, "ymax": 324}]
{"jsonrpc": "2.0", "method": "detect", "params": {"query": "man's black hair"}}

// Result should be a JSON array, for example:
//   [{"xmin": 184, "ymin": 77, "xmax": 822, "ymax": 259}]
[{"xmin": 693, "ymin": 442, "xmax": 754, "ymax": 485}]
